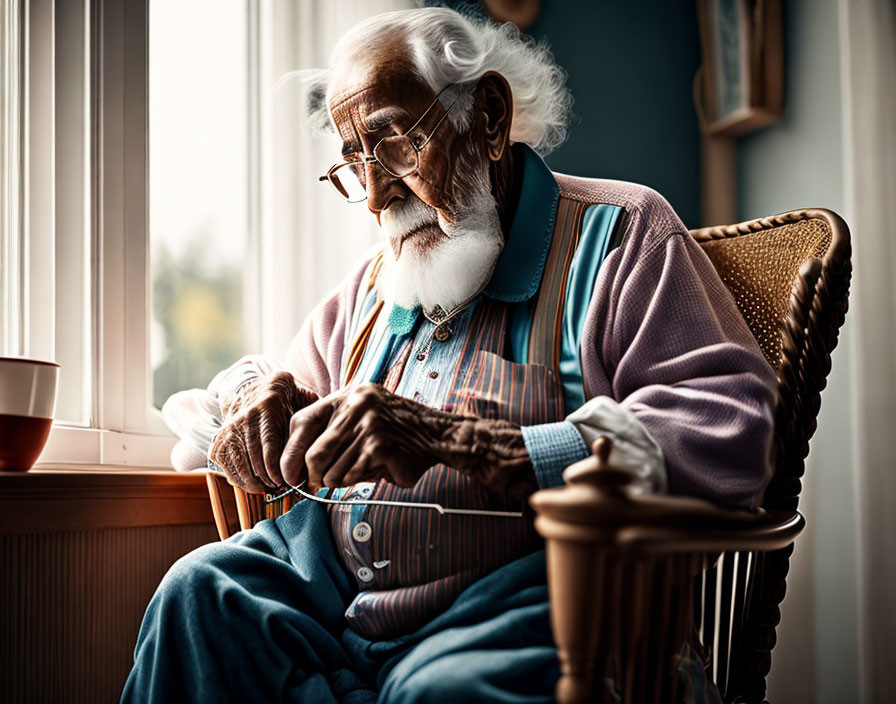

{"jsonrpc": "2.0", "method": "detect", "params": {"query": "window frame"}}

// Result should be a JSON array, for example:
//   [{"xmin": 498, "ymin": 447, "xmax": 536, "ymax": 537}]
[
  {"xmin": 11, "ymin": 0, "xmax": 176, "ymax": 469},
  {"xmin": 7, "ymin": 0, "xmax": 395, "ymax": 470}
]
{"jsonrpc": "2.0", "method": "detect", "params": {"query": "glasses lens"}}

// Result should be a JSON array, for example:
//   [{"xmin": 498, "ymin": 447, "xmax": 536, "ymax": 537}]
[
  {"xmin": 374, "ymin": 136, "xmax": 418, "ymax": 178},
  {"xmin": 330, "ymin": 162, "xmax": 367, "ymax": 202}
]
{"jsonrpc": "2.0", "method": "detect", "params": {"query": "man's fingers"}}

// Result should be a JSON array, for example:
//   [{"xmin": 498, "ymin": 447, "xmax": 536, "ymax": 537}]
[
  {"xmin": 227, "ymin": 440, "xmax": 261, "ymax": 493},
  {"xmin": 341, "ymin": 450, "xmax": 380, "ymax": 486},
  {"xmin": 223, "ymin": 436, "xmax": 266, "ymax": 494},
  {"xmin": 319, "ymin": 432, "xmax": 369, "ymax": 487},
  {"xmin": 258, "ymin": 407, "xmax": 287, "ymax": 486},
  {"xmin": 279, "ymin": 432, "xmax": 308, "ymax": 487},
  {"xmin": 305, "ymin": 404, "xmax": 369, "ymax": 486},
  {"xmin": 210, "ymin": 431, "xmax": 240, "ymax": 484},
  {"xmin": 260, "ymin": 428, "xmax": 286, "ymax": 487},
  {"xmin": 244, "ymin": 423, "xmax": 274, "ymax": 489},
  {"xmin": 280, "ymin": 397, "xmax": 337, "ymax": 486}
]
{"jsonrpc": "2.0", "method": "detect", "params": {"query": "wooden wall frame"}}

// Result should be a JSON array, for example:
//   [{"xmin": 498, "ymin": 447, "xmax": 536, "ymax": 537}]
[
  {"xmin": 696, "ymin": 0, "xmax": 784, "ymax": 137},
  {"xmin": 481, "ymin": 0, "xmax": 540, "ymax": 31}
]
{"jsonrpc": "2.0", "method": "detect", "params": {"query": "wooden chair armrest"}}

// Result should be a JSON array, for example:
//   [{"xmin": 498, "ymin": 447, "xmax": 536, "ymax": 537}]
[
  {"xmin": 610, "ymin": 504, "xmax": 803, "ymax": 554},
  {"xmin": 532, "ymin": 485, "xmax": 803, "ymax": 556},
  {"xmin": 530, "ymin": 437, "xmax": 803, "ymax": 555},
  {"xmin": 528, "ymin": 439, "xmax": 799, "ymax": 703},
  {"xmin": 206, "ymin": 474, "xmax": 302, "ymax": 541},
  {"xmin": 206, "ymin": 472, "xmax": 242, "ymax": 540}
]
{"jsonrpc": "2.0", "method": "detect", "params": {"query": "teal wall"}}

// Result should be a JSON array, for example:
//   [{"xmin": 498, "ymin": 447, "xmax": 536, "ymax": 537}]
[
  {"xmin": 438, "ymin": 0, "xmax": 703, "ymax": 228},
  {"xmin": 529, "ymin": 1, "xmax": 702, "ymax": 229}
]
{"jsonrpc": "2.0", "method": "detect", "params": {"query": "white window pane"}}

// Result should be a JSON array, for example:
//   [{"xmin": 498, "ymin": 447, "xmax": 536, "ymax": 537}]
[
  {"xmin": 150, "ymin": 0, "xmax": 250, "ymax": 409},
  {"xmin": 2, "ymin": 0, "xmax": 92, "ymax": 426},
  {"xmin": 0, "ymin": 0, "xmax": 23, "ymax": 358},
  {"xmin": 53, "ymin": 0, "xmax": 92, "ymax": 426}
]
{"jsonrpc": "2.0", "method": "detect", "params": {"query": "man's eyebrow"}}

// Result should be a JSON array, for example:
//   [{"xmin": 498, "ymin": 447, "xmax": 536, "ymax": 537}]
[
  {"xmin": 362, "ymin": 107, "xmax": 406, "ymax": 133},
  {"xmin": 339, "ymin": 107, "xmax": 408, "ymax": 155}
]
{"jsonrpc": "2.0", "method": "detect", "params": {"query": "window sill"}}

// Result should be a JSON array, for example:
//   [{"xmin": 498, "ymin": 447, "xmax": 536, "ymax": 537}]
[
  {"xmin": 35, "ymin": 424, "xmax": 178, "ymax": 470},
  {"xmin": 0, "ymin": 468, "xmax": 213, "ymax": 535}
]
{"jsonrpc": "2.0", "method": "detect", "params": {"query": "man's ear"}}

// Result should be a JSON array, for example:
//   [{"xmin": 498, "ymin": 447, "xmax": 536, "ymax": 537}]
[{"xmin": 475, "ymin": 71, "xmax": 513, "ymax": 162}]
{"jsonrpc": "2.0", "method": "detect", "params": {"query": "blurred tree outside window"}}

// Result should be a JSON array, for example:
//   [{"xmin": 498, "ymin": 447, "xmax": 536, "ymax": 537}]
[
  {"xmin": 152, "ymin": 237, "xmax": 244, "ymax": 409},
  {"xmin": 149, "ymin": 0, "xmax": 250, "ymax": 409}
]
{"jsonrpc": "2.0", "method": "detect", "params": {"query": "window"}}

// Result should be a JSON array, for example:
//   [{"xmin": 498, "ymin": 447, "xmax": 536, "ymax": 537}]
[
  {"xmin": 1, "ymin": 0, "xmax": 23, "ymax": 363},
  {"xmin": 1, "ymin": 0, "xmax": 92, "ymax": 419},
  {"xmin": 2, "ymin": 0, "xmax": 405, "ymax": 470},
  {"xmin": 149, "ymin": 0, "xmax": 401, "ymax": 396},
  {"xmin": 149, "ymin": 0, "xmax": 251, "ymax": 409},
  {"xmin": 3, "ymin": 0, "xmax": 169, "ymax": 467}
]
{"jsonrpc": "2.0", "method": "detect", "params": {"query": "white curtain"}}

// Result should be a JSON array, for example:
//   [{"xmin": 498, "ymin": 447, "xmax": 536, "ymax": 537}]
[
  {"xmin": 250, "ymin": 0, "xmax": 412, "ymax": 359},
  {"xmin": 839, "ymin": 1, "xmax": 896, "ymax": 701}
]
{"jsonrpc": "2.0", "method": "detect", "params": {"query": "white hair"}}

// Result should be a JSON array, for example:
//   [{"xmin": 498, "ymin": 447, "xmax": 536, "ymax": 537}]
[{"xmin": 294, "ymin": 7, "xmax": 572, "ymax": 156}]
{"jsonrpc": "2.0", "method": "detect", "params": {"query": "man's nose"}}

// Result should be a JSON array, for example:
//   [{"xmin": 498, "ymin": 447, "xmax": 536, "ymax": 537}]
[{"xmin": 365, "ymin": 160, "xmax": 404, "ymax": 215}]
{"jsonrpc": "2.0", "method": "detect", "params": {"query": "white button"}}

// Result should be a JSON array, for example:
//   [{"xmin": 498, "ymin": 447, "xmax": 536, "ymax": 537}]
[
  {"xmin": 352, "ymin": 522, "xmax": 372, "ymax": 542},
  {"xmin": 357, "ymin": 566, "xmax": 374, "ymax": 582}
]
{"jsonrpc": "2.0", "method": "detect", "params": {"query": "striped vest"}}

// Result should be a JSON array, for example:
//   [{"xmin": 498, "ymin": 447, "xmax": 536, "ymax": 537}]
[{"xmin": 329, "ymin": 167, "xmax": 626, "ymax": 639}]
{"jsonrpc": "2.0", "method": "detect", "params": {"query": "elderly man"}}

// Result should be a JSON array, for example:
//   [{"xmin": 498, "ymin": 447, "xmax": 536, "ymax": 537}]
[{"xmin": 123, "ymin": 7, "xmax": 775, "ymax": 703}]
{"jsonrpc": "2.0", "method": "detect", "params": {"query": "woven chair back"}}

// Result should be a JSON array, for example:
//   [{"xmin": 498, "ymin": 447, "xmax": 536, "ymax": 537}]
[
  {"xmin": 697, "ymin": 216, "xmax": 833, "ymax": 367},
  {"xmin": 689, "ymin": 209, "xmax": 851, "ymax": 702}
]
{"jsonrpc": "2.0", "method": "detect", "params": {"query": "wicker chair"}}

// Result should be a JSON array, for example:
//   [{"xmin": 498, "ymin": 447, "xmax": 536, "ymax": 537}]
[
  {"xmin": 530, "ymin": 208, "xmax": 851, "ymax": 703},
  {"xmin": 206, "ymin": 468, "xmax": 292, "ymax": 540}
]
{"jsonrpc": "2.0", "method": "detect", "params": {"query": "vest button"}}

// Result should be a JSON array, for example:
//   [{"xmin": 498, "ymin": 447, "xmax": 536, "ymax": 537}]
[
  {"xmin": 356, "ymin": 566, "xmax": 374, "ymax": 583},
  {"xmin": 433, "ymin": 324, "xmax": 453, "ymax": 342},
  {"xmin": 429, "ymin": 371, "xmax": 439, "ymax": 379},
  {"xmin": 352, "ymin": 522, "xmax": 372, "ymax": 542}
]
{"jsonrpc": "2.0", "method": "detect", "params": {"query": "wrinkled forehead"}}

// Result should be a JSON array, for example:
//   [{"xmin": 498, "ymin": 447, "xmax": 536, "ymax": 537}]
[
  {"xmin": 327, "ymin": 33, "xmax": 434, "ymax": 135},
  {"xmin": 328, "ymin": 78, "xmax": 432, "ymax": 139}
]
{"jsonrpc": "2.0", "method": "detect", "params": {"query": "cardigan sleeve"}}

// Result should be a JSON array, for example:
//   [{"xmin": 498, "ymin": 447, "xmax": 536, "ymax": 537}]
[
  {"xmin": 282, "ymin": 249, "xmax": 378, "ymax": 397},
  {"xmin": 580, "ymin": 228, "xmax": 777, "ymax": 508}
]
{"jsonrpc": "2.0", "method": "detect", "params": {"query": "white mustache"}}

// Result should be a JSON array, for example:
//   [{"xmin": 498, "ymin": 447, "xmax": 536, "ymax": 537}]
[
  {"xmin": 376, "ymin": 140, "xmax": 502, "ymax": 312},
  {"xmin": 380, "ymin": 197, "xmax": 441, "ymax": 241}
]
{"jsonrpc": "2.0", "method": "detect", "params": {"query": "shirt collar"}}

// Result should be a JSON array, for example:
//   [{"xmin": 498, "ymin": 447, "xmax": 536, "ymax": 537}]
[
  {"xmin": 385, "ymin": 144, "xmax": 559, "ymax": 335},
  {"xmin": 484, "ymin": 144, "xmax": 559, "ymax": 302}
]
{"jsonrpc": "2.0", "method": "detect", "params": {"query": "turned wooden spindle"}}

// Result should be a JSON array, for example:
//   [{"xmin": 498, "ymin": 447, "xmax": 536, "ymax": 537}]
[{"xmin": 530, "ymin": 436, "xmax": 643, "ymax": 704}]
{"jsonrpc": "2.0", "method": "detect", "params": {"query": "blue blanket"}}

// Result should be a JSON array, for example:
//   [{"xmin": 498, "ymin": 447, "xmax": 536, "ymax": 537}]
[{"xmin": 121, "ymin": 499, "xmax": 716, "ymax": 703}]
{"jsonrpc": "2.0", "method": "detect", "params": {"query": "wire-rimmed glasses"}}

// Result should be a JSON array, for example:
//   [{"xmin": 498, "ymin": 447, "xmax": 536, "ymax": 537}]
[
  {"xmin": 319, "ymin": 85, "xmax": 463, "ymax": 203},
  {"xmin": 263, "ymin": 479, "xmax": 524, "ymax": 518},
  {"xmin": 205, "ymin": 457, "xmax": 523, "ymax": 518}
]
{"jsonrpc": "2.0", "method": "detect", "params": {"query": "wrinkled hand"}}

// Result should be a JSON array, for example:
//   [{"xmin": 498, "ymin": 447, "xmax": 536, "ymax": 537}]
[
  {"xmin": 279, "ymin": 383, "xmax": 450, "ymax": 490},
  {"xmin": 210, "ymin": 371, "xmax": 318, "ymax": 493},
  {"xmin": 279, "ymin": 382, "xmax": 539, "ymax": 500}
]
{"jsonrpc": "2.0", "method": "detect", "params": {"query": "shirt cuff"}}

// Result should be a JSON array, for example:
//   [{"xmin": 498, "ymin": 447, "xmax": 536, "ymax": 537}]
[{"xmin": 521, "ymin": 421, "xmax": 590, "ymax": 489}]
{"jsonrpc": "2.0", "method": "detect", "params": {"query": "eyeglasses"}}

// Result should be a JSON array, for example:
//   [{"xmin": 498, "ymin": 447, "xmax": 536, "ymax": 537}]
[
  {"xmin": 207, "ymin": 457, "xmax": 523, "ymax": 518},
  {"xmin": 319, "ymin": 85, "xmax": 462, "ymax": 203},
  {"xmin": 265, "ymin": 480, "xmax": 524, "ymax": 518}
]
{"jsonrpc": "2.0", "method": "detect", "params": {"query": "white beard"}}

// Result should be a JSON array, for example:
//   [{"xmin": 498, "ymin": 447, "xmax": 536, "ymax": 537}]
[{"xmin": 377, "ymin": 157, "xmax": 503, "ymax": 314}]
